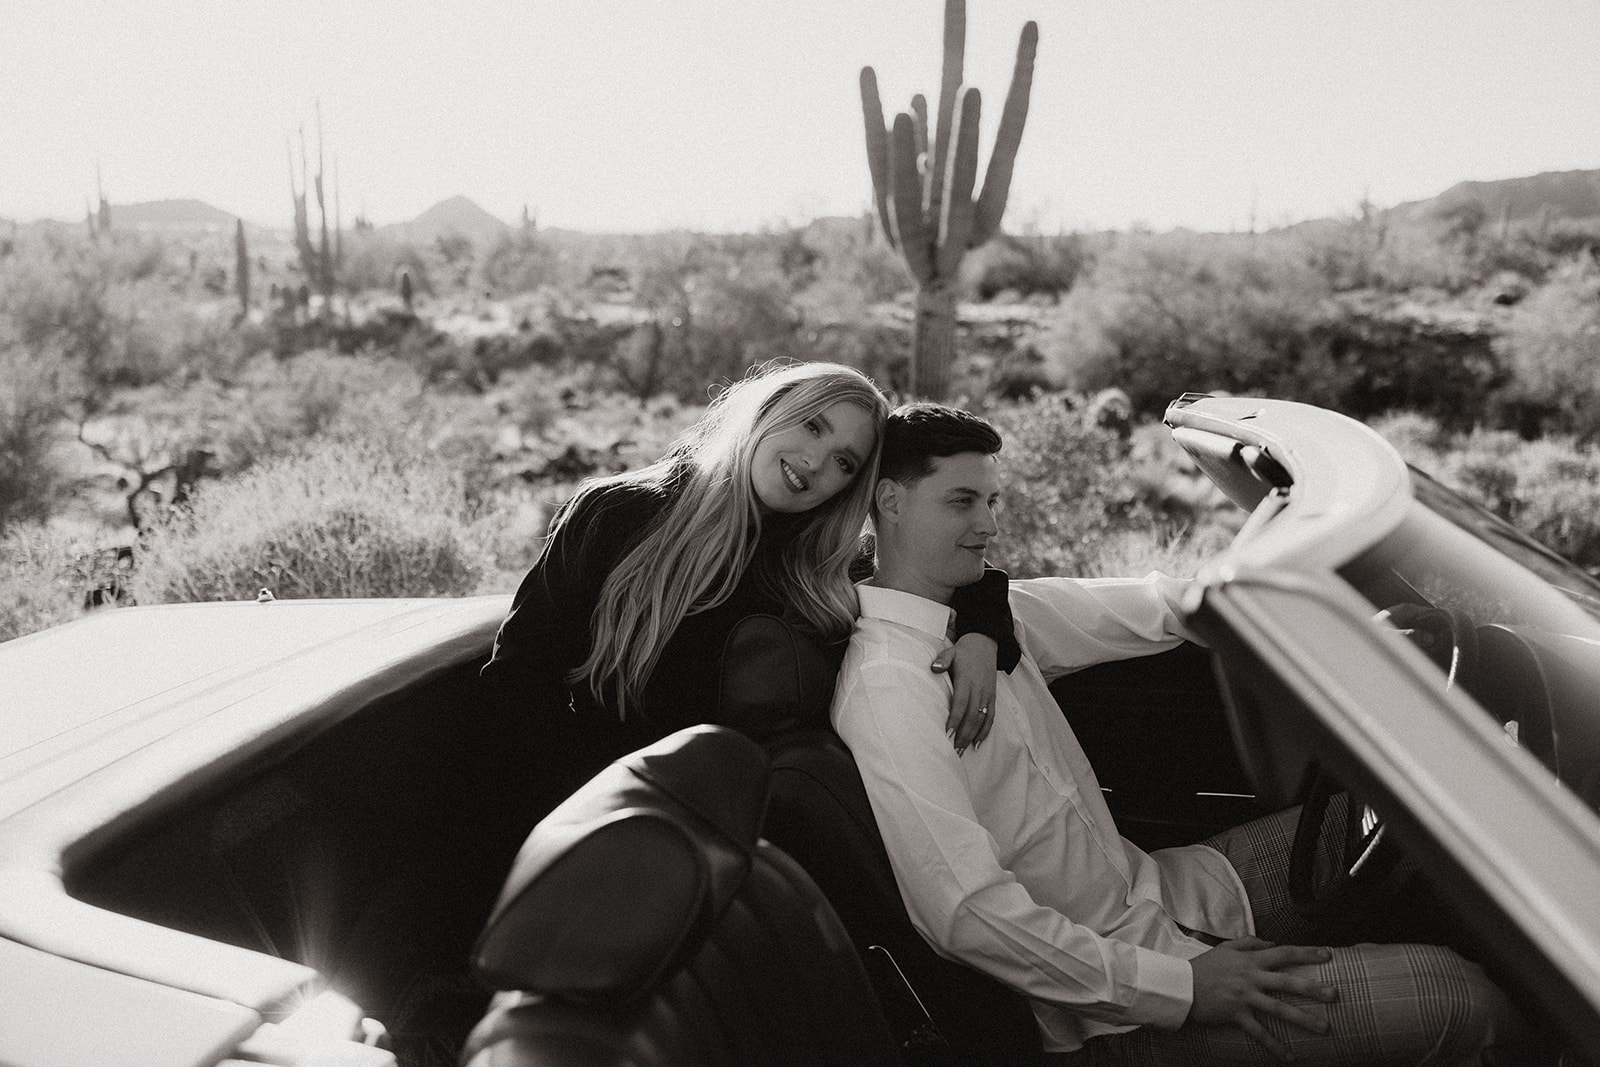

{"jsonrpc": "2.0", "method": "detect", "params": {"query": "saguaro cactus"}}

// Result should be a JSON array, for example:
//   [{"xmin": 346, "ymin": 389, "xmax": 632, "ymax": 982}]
[
  {"xmin": 234, "ymin": 218, "xmax": 250, "ymax": 318},
  {"xmin": 861, "ymin": 0, "xmax": 1037, "ymax": 397},
  {"xmin": 287, "ymin": 104, "xmax": 338, "ymax": 318}
]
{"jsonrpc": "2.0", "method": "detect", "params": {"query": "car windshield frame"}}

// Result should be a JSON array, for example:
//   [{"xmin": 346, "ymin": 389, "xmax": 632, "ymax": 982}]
[{"xmin": 1335, "ymin": 469, "xmax": 1600, "ymax": 814}]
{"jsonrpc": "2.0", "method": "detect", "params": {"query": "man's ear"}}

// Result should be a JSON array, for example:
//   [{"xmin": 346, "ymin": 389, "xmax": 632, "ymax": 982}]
[{"xmin": 873, "ymin": 477, "xmax": 901, "ymax": 524}]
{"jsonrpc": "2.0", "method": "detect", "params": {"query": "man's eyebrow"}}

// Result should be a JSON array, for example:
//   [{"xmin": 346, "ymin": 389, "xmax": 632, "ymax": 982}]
[{"xmin": 944, "ymin": 484, "xmax": 1002, "ymax": 500}]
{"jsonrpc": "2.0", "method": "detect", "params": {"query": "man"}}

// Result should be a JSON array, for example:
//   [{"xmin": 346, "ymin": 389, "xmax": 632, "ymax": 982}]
[{"xmin": 830, "ymin": 403, "xmax": 1522, "ymax": 1064}]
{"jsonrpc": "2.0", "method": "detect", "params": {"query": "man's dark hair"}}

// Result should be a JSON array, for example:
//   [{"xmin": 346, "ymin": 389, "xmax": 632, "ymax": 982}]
[{"xmin": 878, "ymin": 403, "xmax": 1003, "ymax": 488}]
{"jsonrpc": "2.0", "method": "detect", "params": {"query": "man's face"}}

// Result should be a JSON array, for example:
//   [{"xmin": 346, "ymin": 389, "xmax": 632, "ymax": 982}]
[{"xmin": 880, "ymin": 451, "xmax": 1001, "ymax": 603}]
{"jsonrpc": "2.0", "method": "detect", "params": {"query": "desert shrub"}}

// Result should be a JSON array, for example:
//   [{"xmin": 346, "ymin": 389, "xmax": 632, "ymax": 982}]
[
  {"xmin": 131, "ymin": 439, "xmax": 486, "ymax": 603},
  {"xmin": 1537, "ymin": 219, "xmax": 1600, "ymax": 262},
  {"xmin": 1072, "ymin": 522, "xmax": 1233, "ymax": 581},
  {"xmin": 795, "ymin": 227, "xmax": 911, "ymax": 323},
  {"xmin": 1431, "ymin": 432, "xmax": 1600, "ymax": 568},
  {"xmin": 0, "ymin": 525, "xmax": 91, "ymax": 642},
  {"xmin": 0, "ymin": 232, "xmax": 212, "ymax": 393},
  {"xmin": 1493, "ymin": 257, "xmax": 1600, "ymax": 437},
  {"xmin": 482, "ymin": 231, "xmax": 559, "ymax": 295},
  {"xmin": 1371, "ymin": 413, "xmax": 1600, "ymax": 569},
  {"xmin": 1366, "ymin": 411, "xmax": 1454, "ymax": 464},
  {"xmin": 0, "ymin": 334, "xmax": 76, "ymax": 530},
  {"xmin": 0, "ymin": 523, "xmax": 137, "ymax": 642},
  {"xmin": 218, "ymin": 350, "xmax": 431, "ymax": 469},
  {"xmin": 1309, "ymin": 297, "xmax": 1503, "ymax": 430},
  {"xmin": 973, "ymin": 232, "xmax": 1091, "ymax": 300},
  {"xmin": 1044, "ymin": 233, "xmax": 1335, "ymax": 416},
  {"xmin": 339, "ymin": 230, "xmax": 433, "ymax": 296},
  {"xmin": 612, "ymin": 244, "xmax": 801, "ymax": 400},
  {"xmin": 176, "ymin": 305, "xmax": 273, "ymax": 381},
  {"xmin": 1047, "ymin": 231, "xmax": 1508, "ymax": 428},
  {"xmin": 980, "ymin": 392, "xmax": 1173, "ymax": 578}
]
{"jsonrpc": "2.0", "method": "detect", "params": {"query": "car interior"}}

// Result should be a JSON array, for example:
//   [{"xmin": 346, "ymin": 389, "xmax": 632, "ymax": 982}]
[
  {"xmin": 62, "ymin": 603, "xmax": 1265, "ymax": 1067},
  {"xmin": 56, "ymin": 438, "xmax": 1600, "ymax": 1065}
]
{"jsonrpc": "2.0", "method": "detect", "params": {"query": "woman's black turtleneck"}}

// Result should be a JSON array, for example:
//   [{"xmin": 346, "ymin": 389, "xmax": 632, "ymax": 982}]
[{"xmin": 480, "ymin": 475, "xmax": 1018, "ymax": 792}]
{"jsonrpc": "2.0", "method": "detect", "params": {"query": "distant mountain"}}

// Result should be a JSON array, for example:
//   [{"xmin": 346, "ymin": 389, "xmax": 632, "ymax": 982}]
[
  {"xmin": 1388, "ymin": 169, "xmax": 1600, "ymax": 229},
  {"xmin": 110, "ymin": 198, "xmax": 240, "ymax": 229},
  {"xmin": 379, "ymin": 196, "xmax": 512, "ymax": 249}
]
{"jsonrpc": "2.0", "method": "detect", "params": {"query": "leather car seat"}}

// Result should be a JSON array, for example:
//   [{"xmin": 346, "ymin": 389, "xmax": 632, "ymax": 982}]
[
  {"xmin": 719, "ymin": 614, "xmax": 1044, "ymax": 1065},
  {"xmin": 461, "ymin": 724, "xmax": 900, "ymax": 1066}
]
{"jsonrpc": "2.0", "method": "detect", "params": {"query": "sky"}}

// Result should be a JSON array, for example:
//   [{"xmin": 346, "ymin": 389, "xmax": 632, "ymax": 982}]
[{"xmin": 4, "ymin": 0, "xmax": 1598, "ymax": 235}]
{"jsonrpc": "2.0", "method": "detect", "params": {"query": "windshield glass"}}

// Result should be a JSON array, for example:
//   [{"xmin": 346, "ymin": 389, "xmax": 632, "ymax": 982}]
[{"xmin": 1337, "ymin": 470, "xmax": 1600, "ymax": 808}]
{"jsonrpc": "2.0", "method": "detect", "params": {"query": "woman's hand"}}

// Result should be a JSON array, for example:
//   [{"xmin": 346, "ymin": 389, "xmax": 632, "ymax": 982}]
[{"xmin": 931, "ymin": 633, "xmax": 998, "ymax": 755}]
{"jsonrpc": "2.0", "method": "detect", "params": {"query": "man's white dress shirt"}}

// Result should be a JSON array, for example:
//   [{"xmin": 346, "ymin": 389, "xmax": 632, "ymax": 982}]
[{"xmin": 831, "ymin": 575, "xmax": 1254, "ymax": 1054}]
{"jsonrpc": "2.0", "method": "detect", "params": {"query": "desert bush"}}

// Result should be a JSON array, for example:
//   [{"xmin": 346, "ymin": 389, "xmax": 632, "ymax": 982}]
[
  {"xmin": 1045, "ymin": 233, "xmax": 1334, "ymax": 415},
  {"xmin": 1071, "ymin": 522, "xmax": 1232, "ymax": 580},
  {"xmin": 0, "ymin": 333, "xmax": 76, "ymax": 530},
  {"xmin": 220, "ymin": 350, "xmax": 431, "ymax": 468},
  {"xmin": 795, "ymin": 228, "xmax": 910, "ymax": 323},
  {"xmin": 0, "ymin": 524, "xmax": 124, "ymax": 642},
  {"xmin": 972, "ymin": 232, "xmax": 1091, "ymax": 300},
  {"xmin": 338, "ymin": 230, "xmax": 433, "ymax": 296},
  {"xmin": 1372, "ymin": 412, "xmax": 1600, "ymax": 569},
  {"xmin": 980, "ymin": 392, "xmax": 1175, "ymax": 578},
  {"xmin": 0, "ymin": 526, "xmax": 83, "ymax": 642},
  {"xmin": 615, "ymin": 233, "xmax": 809, "ymax": 399},
  {"xmin": 1310, "ymin": 296, "xmax": 1503, "ymax": 430},
  {"xmin": 1537, "ymin": 219, "xmax": 1600, "ymax": 263},
  {"xmin": 1366, "ymin": 411, "xmax": 1455, "ymax": 463},
  {"xmin": 1439, "ymin": 432, "xmax": 1600, "ymax": 568},
  {"xmin": 1046, "ymin": 231, "xmax": 1510, "ymax": 428},
  {"xmin": 482, "ymin": 231, "xmax": 559, "ymax": 295},
  {"xmin": 0, "ymin": 232, "xmax": 211, "ymax": 392},
  {"xmin": 1493, "ymin": 257, "xmax": 1600, "ymax": 437},
  {"xmin": 131, "ymin": 439, "xmax": 487, "ymax": 603}
]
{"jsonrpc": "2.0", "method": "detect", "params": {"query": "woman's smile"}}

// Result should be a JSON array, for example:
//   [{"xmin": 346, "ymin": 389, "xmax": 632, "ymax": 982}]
[{"xmin": 780, "ymin": 458, "xmax": 810, "ymax": 493}]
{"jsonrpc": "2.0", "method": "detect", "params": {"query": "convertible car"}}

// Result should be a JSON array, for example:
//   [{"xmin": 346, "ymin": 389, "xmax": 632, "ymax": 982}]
[{"xmin": 3, "ymin": 392, "xmax": 1600, "ymax": 1065}]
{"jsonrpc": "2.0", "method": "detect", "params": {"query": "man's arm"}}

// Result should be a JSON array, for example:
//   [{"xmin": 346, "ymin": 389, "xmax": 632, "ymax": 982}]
[
  {"xmin": 1009, "ymin": 572, "xmax": 1200, "ymax": 683},
  {"xmin": 832, "ymin": 653, "xmax": 1193, "ymax": 1030}
]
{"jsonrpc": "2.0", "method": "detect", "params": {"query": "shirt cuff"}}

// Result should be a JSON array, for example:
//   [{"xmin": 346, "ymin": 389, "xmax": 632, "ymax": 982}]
[{"xmin": 1128, "ymin": 947, "xmax": 1194, "ymax": 1030}]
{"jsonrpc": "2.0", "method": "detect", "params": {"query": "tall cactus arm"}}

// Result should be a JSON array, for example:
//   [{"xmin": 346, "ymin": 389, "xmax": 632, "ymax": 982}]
[
  {"xmin": 929, "ymin": 0, "xmax": 966, "ymax": 235},
  {"xmin": 889, "ymin": 113, "xmax": 936, "ymax": 284},
  {"xmin": 972, "ymin": 20, "xmax": 1038, "ymax": 246},
  {"xmin": 934, "ymin": 0, "xmax": 966, "ymax": 235},
  {"xmin": 910, "ymin": 95, "xmax": 930, "ymax": 163},
  {"xmin": 937, "ymin": 86, "xmax": 981, "ymax": 280},
  {"xmin": 910, "ymin": 94, "xmax": 931, "ymax": 215},
  {"xmin": 860, "ymin": 67, "xmax": 894, "ymax": 247}
]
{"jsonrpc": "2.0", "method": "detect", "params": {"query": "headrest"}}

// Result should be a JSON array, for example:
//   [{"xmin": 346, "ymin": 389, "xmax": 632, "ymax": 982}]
[
  {"xmin": 471, "ymin": 725, "xmax": 771, "ymax": 1000},
  {"xmin": 717, "ymin": 614, "xmax": 842, "ymax": 741}
]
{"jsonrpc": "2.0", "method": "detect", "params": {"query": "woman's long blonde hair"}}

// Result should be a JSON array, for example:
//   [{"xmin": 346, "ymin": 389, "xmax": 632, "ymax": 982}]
[{"xmin": 568, "ymin": 360, "xmax": 888, "ymax": 719}]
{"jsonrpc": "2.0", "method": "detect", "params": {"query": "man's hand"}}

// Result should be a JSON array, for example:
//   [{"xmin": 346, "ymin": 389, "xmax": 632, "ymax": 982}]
[
  {"xmin": 932, "ymin": 633, "xmax": 998, "ymax": 754},
  {"xmin": 1188, "ymin": 937, "xmax": 1338, "ymax": 1061}
]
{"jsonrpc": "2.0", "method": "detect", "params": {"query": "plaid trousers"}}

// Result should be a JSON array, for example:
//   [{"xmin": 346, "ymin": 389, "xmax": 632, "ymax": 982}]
[{"xmin": 1050, "ymin": 800, "xmax": 1527, "ymax": 1066}]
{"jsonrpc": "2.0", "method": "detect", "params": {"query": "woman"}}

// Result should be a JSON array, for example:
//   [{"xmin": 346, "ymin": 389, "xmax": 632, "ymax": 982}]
[{"xmin": 480, "ymin": 360, "xmax": 1016, "ymax": 811}]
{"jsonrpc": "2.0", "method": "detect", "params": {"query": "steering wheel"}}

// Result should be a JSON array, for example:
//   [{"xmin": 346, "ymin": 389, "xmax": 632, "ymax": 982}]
[
  {"xmin": 1288, "ymin": 603, "xmax": 1472, "ymax": 923},
  {"xmin": 1288, "ymin": 770, "xmax": 1409, "ymax": 923},
  {"xmin": 1471, "ymin": 624, "xmax": 1559, "ymax": 775},
  {"xmin": 1377, "ymin": 603, "xmax": 1477, "ymax": 690}
]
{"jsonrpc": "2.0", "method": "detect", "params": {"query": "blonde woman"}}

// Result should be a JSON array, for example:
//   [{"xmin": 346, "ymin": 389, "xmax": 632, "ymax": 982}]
[{"xmin": 480, "ymin": 360, "xmax": 1017, "ymax": 810}]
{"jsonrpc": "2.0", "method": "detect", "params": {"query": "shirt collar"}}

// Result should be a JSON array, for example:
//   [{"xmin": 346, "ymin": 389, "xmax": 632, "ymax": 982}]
[{"xmin": 856, "ymin": 582, "xmax": 955, "ymax": 640}]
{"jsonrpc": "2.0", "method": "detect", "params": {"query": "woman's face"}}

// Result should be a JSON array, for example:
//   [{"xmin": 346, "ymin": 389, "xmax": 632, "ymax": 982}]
[{"xmin": 750, "ymin": 400, "xmax": 878, "ymax": 514}]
